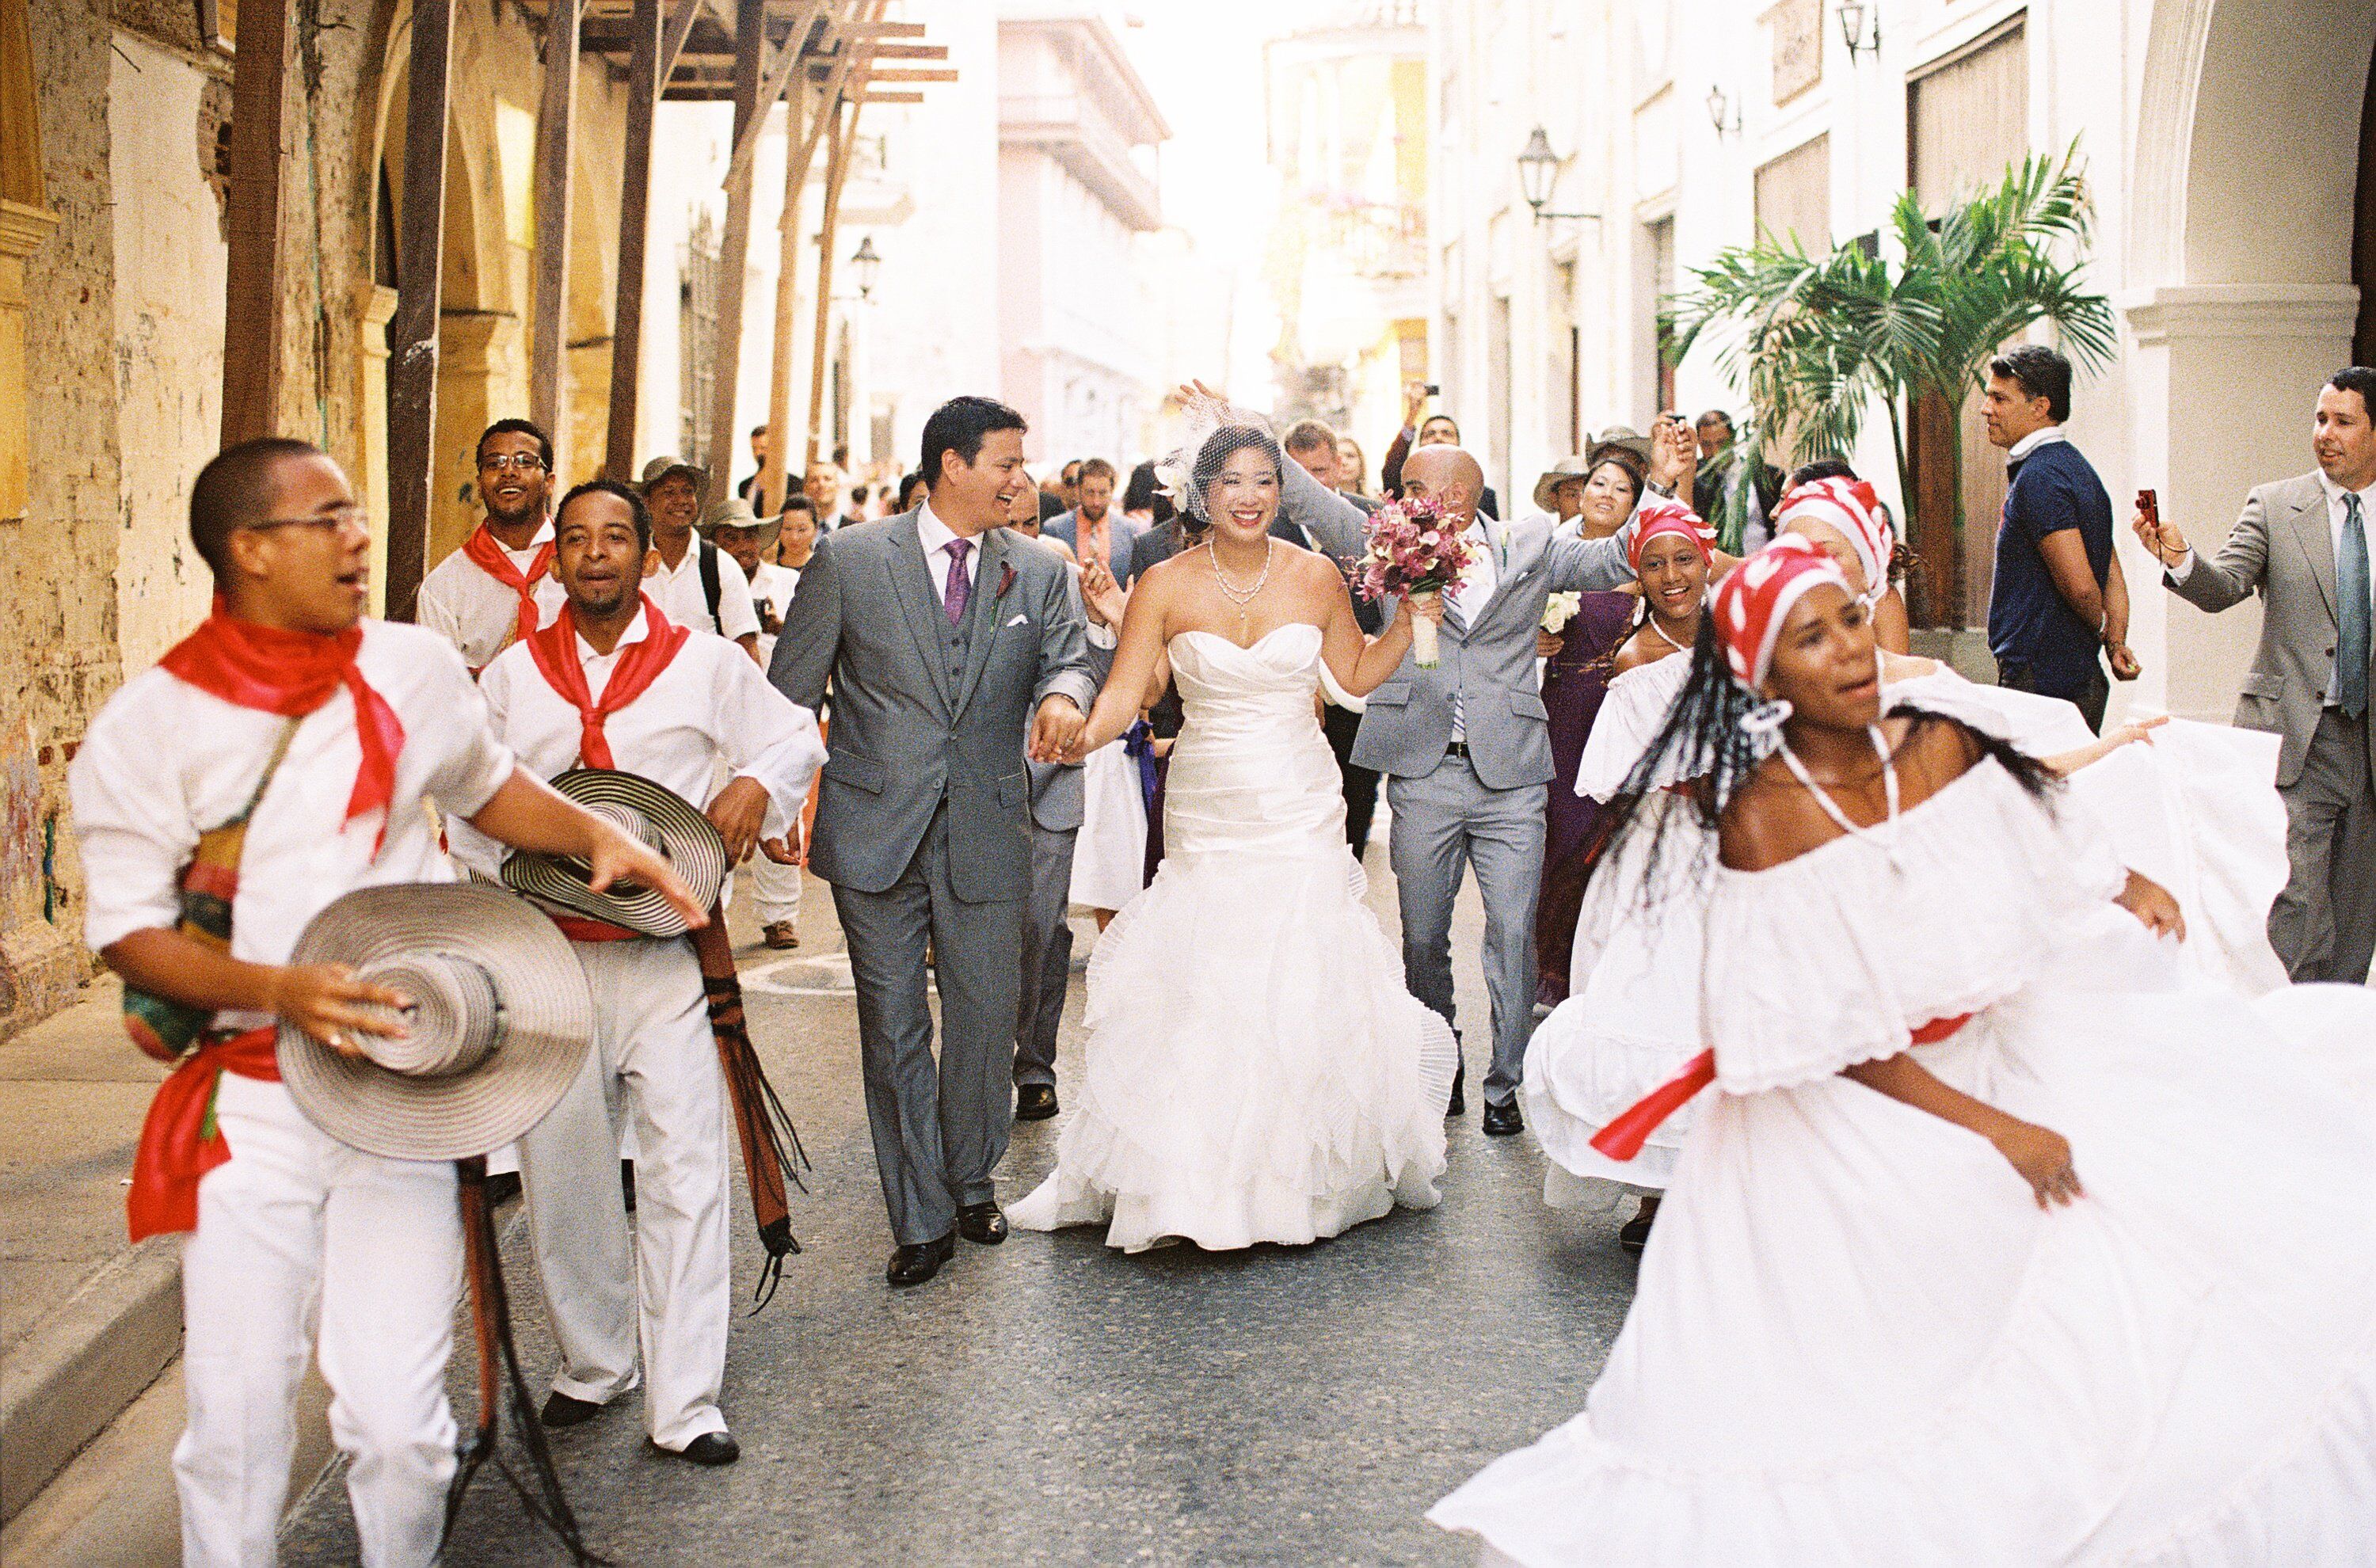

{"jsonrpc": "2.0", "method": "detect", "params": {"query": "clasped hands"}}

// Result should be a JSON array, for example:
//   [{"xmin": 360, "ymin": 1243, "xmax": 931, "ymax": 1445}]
[{"xmin": 1030, "ymin": 695, "xmax": 1090, "ymax": 766}]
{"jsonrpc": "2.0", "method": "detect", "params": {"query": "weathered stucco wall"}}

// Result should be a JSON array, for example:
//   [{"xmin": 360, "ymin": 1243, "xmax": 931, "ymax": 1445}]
[{"xmin": 109, "ymin": 29, "xmax": 227, "ymax": 677}]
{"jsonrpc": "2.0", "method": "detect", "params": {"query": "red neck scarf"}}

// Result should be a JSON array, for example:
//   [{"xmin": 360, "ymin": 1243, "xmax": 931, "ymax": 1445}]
[
  {"xmin": 158, "ymin": 600, "xmax": 405, "ymax": 847},
  {"xmin": 524, "ymin": 596, "xmax": 691, "ymax": 768},
  {"xmin": 459, "ymin": 522, "xmax": 555, "ymax": 646}
]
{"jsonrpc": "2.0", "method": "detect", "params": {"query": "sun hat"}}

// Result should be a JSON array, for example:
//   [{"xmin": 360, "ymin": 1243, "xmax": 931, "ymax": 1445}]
[
  {"xmin": 1532, "ymin": 456, "xmax": 1596, "ymax": 515},
  {"xmin": 501, "ymin": 768, "xmax": 727, "ymax": 938},
  {"xmin": 698, "ymin": 494, "xmax": 781, "ymax": 553},
  {"xmin": 276, "ymin": 882, "xmax": 594, "ymax": 1161},
  {"xmin": 638, "ymin": 455, "xmax": 710, "ymax": 498}
]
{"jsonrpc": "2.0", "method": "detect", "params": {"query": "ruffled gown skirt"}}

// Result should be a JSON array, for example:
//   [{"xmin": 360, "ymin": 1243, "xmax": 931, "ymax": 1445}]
[
  {"xmin": 1434, "ymin": 909, "xmax": 2376, "ymax": 1564},
  {"xmin": 1009, "ymin": 628, "xmax": 1457, "ymax": 1252}
]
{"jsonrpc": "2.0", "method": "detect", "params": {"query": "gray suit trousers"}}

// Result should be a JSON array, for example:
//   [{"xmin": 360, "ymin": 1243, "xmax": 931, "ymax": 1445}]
[
  {"xmin": 1015, "ymin": 820, "xmax": 1078, "ymax": 1088},
  {"xmin": 831, "ymin": 805, "xmax": 1025, "ymax": 1244},
  {"xmin": 2271, "ymin": 710, "xmax": 2376, "ymax": 984},
  {"xmin": 1385, "ymin": 755, "xmax": 1547, "ymax": 1108}
]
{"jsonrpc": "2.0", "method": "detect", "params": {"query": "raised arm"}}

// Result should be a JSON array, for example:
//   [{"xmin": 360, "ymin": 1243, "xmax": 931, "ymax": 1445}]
[
  {"xmin": 1278, "ymin": 447, "xmax": 1369, "ymax": 566},
  {"xmin": 1544, "ymin": 527, "xmax": 1639, "ymax": 592},
  {"xmin": 768, "ymin": 531, "xmax": 842, "ymax": 708},
  {"xmin": 2140, "ymin": 488, "xmax": 2271, "ymax": 615},
  {"xmin": 1319, "ymin": 569, "xmax": 1422, "ymax": 697}
]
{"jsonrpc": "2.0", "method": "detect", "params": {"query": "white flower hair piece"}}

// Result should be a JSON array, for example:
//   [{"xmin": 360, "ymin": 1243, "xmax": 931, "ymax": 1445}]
[{"xmin": 1162, "ymin": 390, "xmax": 1282, "ymax": 523}]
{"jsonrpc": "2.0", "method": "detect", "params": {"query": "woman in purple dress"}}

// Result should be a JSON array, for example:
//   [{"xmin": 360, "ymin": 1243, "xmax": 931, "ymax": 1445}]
[{"xmin": 1533, "ymin": 446, "xmax": 1652, "ymax": 1007}]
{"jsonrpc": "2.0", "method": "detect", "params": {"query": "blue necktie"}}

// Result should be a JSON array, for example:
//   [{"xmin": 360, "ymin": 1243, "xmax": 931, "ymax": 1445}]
[{"xmin": 2340, "ymin": 493, "xmax": 2370, "ymax": 719}]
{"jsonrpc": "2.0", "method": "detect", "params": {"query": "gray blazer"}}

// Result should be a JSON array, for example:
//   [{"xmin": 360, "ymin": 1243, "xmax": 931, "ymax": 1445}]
[
  {"xmin": 2166, "ymin": 470, "xmax": 2372, "ymax": 787},
  {"xmin": 1044, "ymin": 508, "xmax": 1148, "ymax": 572},
  {"xmin": 770, "ymin": 511, "xmax": 1098, "ymax": 900},
  {"xmin": 1350, "ymin": 517, "xmax": 1634, "ymax": 790}
]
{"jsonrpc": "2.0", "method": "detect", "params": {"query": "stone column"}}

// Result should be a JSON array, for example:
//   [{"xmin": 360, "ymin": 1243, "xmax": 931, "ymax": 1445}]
[
  {"xmin": 356, "ymin": 282, "xmax": 398, "ymax": 618},
  {"xmin": 430, "ymin": 310, "xmax": 522, "ymax": 564}
]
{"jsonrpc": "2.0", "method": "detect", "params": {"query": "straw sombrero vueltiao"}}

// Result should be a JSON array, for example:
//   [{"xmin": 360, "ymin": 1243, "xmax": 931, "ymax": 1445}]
[
  {"xmin": 501, "ymin": 768, "xmax": 728, "ymax": 938},
  {"xmin": 276, "ymin": 882, "xmax": 595, "ymax": 1162}
]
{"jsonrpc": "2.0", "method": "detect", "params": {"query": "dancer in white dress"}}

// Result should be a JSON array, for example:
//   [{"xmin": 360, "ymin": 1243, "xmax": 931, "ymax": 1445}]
[
  {"xmin": 1009, "ymin": 420, "xmax": 1459, "ymax": 1252},
  {"xmin": 1433, "ymin": 539, "xmax": 2376, "ymax": 1566}
]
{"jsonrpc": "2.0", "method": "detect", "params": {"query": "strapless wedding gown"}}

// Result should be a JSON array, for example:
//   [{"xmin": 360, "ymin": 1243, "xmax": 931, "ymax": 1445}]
[{"xmin": 1008, "ymin": 625, "xmax": 1458, "ymax": 1252}]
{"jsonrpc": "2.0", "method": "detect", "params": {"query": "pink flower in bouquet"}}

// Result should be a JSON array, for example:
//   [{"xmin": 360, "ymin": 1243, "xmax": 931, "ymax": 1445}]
[{"xmin": 1354, "ymin": 497, "xmax": 1481, "ymax": 668}]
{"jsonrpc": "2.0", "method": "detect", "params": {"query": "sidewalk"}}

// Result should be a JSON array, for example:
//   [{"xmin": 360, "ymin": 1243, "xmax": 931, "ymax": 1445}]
[{"xmin": 0, "ymin": 977, "xmax": 180, "ymax": 1524}]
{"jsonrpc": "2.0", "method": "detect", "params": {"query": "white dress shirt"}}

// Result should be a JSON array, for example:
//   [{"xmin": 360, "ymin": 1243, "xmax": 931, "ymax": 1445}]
[
  {"xmin": 2172, "ymin": 470, "xmax": 2376, "ymax": 706},
  {"xmin": 71, "ymin": 622, "xmax": 517, "ymax": 1025},
  {"xmin": 1443, "ymin": 515, "xmax": 1509, "ymax": 743},
  {"xmin": 643, "ymin": 539, "xmax": 763, "ymax": 644},
  {"xmin": 459, "ymin": 606, "xmax": 825, "ymax": 877},
  {"xmin": 916, "ymin": 502, "xmax": 984, "ymax": 610},
  {"xmin": 415, "ymin": 521, "xmax": 569, "ymax": 672},
  {"xmin": 748, "ymin": 558, "xmax": 801, "ymax": 668}
]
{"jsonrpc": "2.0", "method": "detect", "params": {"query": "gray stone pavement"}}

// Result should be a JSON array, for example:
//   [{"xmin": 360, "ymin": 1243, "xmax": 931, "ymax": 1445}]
[{"xmin": 281, "ymin": 847, "xmax": 1642, "ymax": 1566}]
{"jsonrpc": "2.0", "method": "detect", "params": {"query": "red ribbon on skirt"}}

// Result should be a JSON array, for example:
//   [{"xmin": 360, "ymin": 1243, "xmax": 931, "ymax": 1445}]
[
  {"xmin": 1590, "ymin": 1013, "xmax": 1974, "ymax": 1163},
  {"xmin": 127, "ymin": 1026, "xmax": 280, "ymax": 1242}
]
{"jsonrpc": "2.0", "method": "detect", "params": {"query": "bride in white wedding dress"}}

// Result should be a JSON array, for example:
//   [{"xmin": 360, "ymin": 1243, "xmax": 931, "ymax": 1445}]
[{"xmin": 1007, "ymin": 418, "xmax": 1460, "ymax": 1252}]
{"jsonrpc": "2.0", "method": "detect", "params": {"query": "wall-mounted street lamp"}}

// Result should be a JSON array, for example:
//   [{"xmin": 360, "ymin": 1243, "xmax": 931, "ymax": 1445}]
[
  {"xmin": 1837, "ymin": 1, "xmax": 1881, "ymax": 62},
  {"xmin": 851, "ymin": 234, "xmax": 882, "ymax": 300},
  {"xmin": 1515, "ymin": 126, "xmax": 1601, "ymax": 226},
  {"xmin": 1704, "ymin": 86, "xmax": 1742, "ymax": 138}
]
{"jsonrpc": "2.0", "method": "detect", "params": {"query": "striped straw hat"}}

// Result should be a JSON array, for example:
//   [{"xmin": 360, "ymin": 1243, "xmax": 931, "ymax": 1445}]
[
  {"xmin": 501, "ymin": 768, "xmax": 728, "ymax": 938},
  {"xmin": 276, "ymin": 882, "xmax": 594, "ymax": 1161}
]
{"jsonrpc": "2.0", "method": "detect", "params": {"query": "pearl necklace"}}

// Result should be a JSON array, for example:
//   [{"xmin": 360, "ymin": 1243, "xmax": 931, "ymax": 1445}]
[
  {"xmin": 1206, "ymin": 539, "xmax": 1274, "ymax": 629},
  {"xmin": 1650, "ymin": 615, "xmax": 1693, "ymax": 655}
]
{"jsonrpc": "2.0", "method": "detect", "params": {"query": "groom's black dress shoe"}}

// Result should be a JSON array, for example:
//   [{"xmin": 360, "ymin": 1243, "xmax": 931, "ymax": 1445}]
[
  {"xmin": 1446, "ymin": 1063, "xmax": 1467, "ymax": 1117},
  {"xmin": 957, "ymin": 1201, "xmax": 1008, "ymax": 1246},
  {"xmin": 1015, "ymin": 1083, "xmax": 1059, "ymax": 1121},
  {"xmin": 887, "ymin": 1232, "xmax": 955, "ymax": 1286},
  {"xmin": 1482, "ymin": 1098, "xmax": 1524, "ymax": 1137}
]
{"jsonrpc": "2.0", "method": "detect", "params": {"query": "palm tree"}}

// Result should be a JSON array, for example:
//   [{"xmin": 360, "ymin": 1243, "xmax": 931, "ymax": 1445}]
[{"xmin": 1667, "ymin": 148, "xmax": 2117, "ymax": 607}]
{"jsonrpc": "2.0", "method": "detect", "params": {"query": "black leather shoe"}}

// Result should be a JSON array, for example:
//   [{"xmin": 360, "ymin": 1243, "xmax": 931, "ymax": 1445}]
[
  {"xmin": 957, "ymin": 1201, "xmax": 1008, "ymax": 1246},
  {"xmin": 657, "ymin": 1432, "xmax": 741, "ymax": 1466},
  {"xmin": 1015, "ymin": 1083, "xmax": 1059, "ymax": 1121},
  {"xmin": 1446, "ymin": 1063, "xmax": 1467, "ymax": 1117},
  {"xmin": 886, "ymin": 1232, "xmax": 954, "ymax": 1287},
  {"xmin": 540, "ymin": 1391, "xmax": 604, "ymax": 1429},
  {"xmin": 1481, "ymin": 1099, "xmax": 1524, "ymax": 1137}
]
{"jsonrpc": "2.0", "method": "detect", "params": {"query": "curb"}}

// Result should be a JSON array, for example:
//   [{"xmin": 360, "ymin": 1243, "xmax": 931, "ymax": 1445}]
[{"xmin": 0, "ymin": 1238, "xmax": 182, "ymax": 1523}]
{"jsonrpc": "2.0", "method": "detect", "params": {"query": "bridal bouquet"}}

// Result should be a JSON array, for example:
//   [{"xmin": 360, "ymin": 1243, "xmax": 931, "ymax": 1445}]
[
  {"xmin": 1354, "ymin": 497, "xmax": 1480, "ymax": 668},
  {"xmin": 1541, "ymin": 592, "xmax": 1582, "ymax": 635}
]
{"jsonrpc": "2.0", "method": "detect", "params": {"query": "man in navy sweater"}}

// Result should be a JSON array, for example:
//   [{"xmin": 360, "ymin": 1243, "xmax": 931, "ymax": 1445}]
[{"xmin": 1982, "ymin": 344, "xmax": 2140, "ymax": 731}]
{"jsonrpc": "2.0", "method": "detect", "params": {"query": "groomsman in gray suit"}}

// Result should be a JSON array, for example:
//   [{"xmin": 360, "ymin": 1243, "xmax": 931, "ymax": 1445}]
[
  {"xmin": 2137, "ymin": 367, "xmax": 2376, "ymax": 985},
  {"xmin": 771, "ymin": 397, "xmax": 1095, "ymax": 1287},
  {"xmin": 1352, "ymin": 446, "xmax": 1637, "ymax": 1135},
  {"xmin": 1043, "ymin": 458, "xmax": 1146, "ymax": 579}
]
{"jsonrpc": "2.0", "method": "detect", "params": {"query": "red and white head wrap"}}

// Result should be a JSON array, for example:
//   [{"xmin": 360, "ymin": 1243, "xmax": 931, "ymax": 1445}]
[
  {"xmin": 1773, "ymin": 476, "xmax": 1891, "ymax": 602},
  {"xmin": 1625, "ymin": 499, "xmax": 1718, "ymax": 577},
  {"xmin": 1709, "ymin": 538, "xmax": 1851, "ymax": 693}
]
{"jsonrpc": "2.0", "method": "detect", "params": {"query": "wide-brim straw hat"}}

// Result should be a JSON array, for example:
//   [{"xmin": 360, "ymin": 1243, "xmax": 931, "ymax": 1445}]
[
  {"xmin": 639, "ymin": 455, "xmax": 711, "ymax": 497},
  {"xmin": 1533, "ymin": 456, "xmax": 1596, "ymax": 515},
  {"xmin": 501, "ymin": 768, "xmax": 726, "ymax": 938},
  {"xmin": 277, "ymin": 883, "xmax": 594, "ymax": 1162},
  {"xmin": 699, "ymin": 494, "xmax": 780, "ymax": 553}
]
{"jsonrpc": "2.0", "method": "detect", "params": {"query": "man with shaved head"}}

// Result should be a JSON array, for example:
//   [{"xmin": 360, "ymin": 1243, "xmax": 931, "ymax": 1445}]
[{"xmin": 1353, "ymin": 441, "xmax": 1645, "ymax": 1136}]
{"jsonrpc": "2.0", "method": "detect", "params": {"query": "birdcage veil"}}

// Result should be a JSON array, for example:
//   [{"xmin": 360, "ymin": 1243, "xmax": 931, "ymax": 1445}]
[{"xmin": 1156, "ymin": 391, "xmax": 1285, "ymax": 523}]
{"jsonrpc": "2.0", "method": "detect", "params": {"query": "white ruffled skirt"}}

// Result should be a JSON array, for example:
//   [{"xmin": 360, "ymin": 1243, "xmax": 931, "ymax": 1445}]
[{"xmin": 1435, "ymin": 911, "xmax": 2376, "ymax": 1565}]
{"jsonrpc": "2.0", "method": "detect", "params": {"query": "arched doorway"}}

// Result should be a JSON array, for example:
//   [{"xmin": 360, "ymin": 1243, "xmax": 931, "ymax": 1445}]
[{"xmin": 2123, "ymin": 0, "xmax": 2376, "ymax": 719}]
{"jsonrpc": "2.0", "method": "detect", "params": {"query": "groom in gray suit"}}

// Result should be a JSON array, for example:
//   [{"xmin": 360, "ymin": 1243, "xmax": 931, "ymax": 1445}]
[
  {"xmin": 2137, "ymin": 367, "xmax": 2376, "ymax": 984},
  {"xmin": 771, "ymin": 397, "xmax": 1095, "ymax": 1286},
  {"xmin": 1352, "ymin": 446, "xmax": 1637, "ymax": 1134}
]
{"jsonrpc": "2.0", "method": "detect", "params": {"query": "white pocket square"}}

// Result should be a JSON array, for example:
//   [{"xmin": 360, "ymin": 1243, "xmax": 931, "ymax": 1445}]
[{"xmin": 1006, "ymin": 613, "xmax": 1030, "ymax": 627}]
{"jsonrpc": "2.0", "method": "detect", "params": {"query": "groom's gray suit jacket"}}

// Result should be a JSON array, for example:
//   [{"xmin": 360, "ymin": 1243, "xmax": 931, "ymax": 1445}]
[
  {"xmin": 1350, "ymin": 517, "xmax": 1635, "ymax": 789},
  {"xmin": 769, "ymin": 510, "xmax": 1098, "ymax": 900}
]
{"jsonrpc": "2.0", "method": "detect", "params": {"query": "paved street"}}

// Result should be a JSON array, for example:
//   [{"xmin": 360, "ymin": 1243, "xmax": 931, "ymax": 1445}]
[{"xmin": 281, "ymin": 847, "xmax": 1642, "ymax": 1566}]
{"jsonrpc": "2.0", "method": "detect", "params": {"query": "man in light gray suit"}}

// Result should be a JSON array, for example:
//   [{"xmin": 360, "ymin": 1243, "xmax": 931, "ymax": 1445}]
[
  {"xmin": 2137, "ymin": 366, "xmax": 2376, "ymax": 985},
  {"xmin": 1042, "ymin": 458, "xmax": 1145, "ymax": 577},
  {"xmin": 1012, "ymin": 552, "xmax": 1115, "ymax": 1123},
  {"xmin": 1352, "ymin": 446, "xmax": 1638, "ymax": 1135},
  {"xmin": 771, "ymin": 397, "xmax": 1095, "ymax": 1287}
]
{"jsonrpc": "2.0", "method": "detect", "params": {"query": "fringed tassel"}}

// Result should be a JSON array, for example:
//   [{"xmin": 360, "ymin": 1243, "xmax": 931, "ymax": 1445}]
[
  {"xmin": 689, "ymin": 902, "xmax": 810, "ymax": 1313},
  {"xmin": 444, "ymin": 1156, "xmax": 605, "ymax": 1566}
]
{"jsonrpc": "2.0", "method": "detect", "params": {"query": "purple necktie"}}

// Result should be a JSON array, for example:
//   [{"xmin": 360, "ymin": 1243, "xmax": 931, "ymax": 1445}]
[{"xmin": 942, "ymin": 538, "xmax": 973, "ymax": 626}]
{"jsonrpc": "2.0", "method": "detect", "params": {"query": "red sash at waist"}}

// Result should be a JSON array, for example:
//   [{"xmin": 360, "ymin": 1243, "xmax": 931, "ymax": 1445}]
[
  {"xmin": 1589, "ymin": 1012, "xmax": 1974, "ymax": 1163},
  {"xmin": 550, "ymin": 913, "xmax": 645, "ymax": 943},
  {"xmin": 128, "ymin": 1026, "xmax": 280, "ymax": 1242}
]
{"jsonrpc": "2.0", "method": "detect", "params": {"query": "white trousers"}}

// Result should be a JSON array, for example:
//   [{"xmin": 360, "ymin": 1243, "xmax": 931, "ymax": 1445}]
[
  {"xmin": 521, "ymin": 938, "xmax": 730, "ymax": 1449},
  {"xmin": 750, "ymin": 853, "xmax": 803, "ymax": 925},
  {"xmin": 177, "ymin": 1075, "xmax": 459, "ymax": 1568}
]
